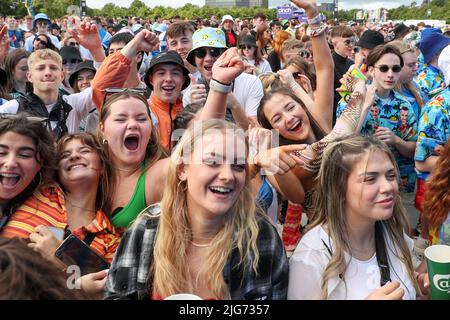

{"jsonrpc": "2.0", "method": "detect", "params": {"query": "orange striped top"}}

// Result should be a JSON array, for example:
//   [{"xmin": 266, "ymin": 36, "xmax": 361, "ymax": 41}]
[{"xmin": 0, "ymin": 184, "xmax": 121, "ymax": 263}]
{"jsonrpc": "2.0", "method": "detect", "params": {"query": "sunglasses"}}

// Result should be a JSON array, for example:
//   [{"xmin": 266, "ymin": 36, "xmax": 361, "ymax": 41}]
[
  {"xmin": 343, "ymin": 39, "xmax": 356, "ymax": 46},
  {"xmin": 102, "ymin": 87, "xmax": 147, "ymax": 107},
  {"xmin": 239, "ymin": 45, "xmax": 254, "ymax": 50},
  {"xmin": 62, "ymin": 59, "xmax": 81, "ymax": 65},
  {"xmin": 193, "ymin": 47, "xmax": 224, "ymax": 59},
  {"xmin": 298, "ymin": 50, "xmax": 311, "ymax": 59},
  {"xmin": 34, "ymin": 38, "xmax": 47, "ymax": 45},
  {"xmin": 68, "ymin": 41, "xmax": 79, "ymax": 46},
  {"xmin": 374, "ymin": 64, "xmax": 402, "ymax": 73},
  {"xmin": 353, "ymin": 47, "xmax": 360, "ymax": 53}
]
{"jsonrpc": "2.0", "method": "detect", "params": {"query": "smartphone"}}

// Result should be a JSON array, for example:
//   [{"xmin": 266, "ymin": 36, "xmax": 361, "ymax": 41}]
[{"xmin": 54, "ymin": 234, "xmax": 110, "ymax": 276}]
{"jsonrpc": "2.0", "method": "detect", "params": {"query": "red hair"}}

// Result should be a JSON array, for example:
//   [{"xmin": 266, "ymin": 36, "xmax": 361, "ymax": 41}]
[{"xmin": 423, "ymin": 140, "xmax": 450, "ymax": 228}]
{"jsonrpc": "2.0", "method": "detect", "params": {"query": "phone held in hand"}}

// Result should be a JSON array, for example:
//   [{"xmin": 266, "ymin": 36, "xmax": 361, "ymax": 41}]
[{"xmin": 54, "ymin": 234, "xmax": 110, "ymax": 276}]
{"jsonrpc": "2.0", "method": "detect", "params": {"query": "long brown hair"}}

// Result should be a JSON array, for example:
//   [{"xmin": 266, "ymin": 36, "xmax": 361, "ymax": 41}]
[
  {"xmin": 3, "ymin": 49, "xmax": 30, "ymax": 96},
  {"xmin": 308, "ymin": 135, "xmax": 421, "ymax": 299},
  {"xmin": 56, "ymin": 133, "xmax": 113, "ymax": 215},
  {"xmin": 389, "ymin": 40, "xmax": 424, "ymax": 114},
  {"xmin": 257, "ymin": 88, "xmax": 325, "ymax": 145},
  {"xmin": 423, "ymin": 140, "xmax": 450, "ymax": 228}
]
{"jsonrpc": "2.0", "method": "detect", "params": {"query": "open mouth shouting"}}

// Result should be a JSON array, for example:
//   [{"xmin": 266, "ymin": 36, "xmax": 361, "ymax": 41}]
[
  {"xmin": 288, "ymin": 119, "xmax": 303, "ymax": 133},
  {"xmin": 203, "ymin": 64, "xmax": 213, "ymax": 73},
  {"xmin": 162, "ymin": 85, "xmax": 176, "ymax": 95},
  {"xmin": 0, "ymin": 172, "xmax": 21, "ymax": 189},
  {"xmin": 124, "ymin": 134, "xmax": 140, "ymax": 152}
]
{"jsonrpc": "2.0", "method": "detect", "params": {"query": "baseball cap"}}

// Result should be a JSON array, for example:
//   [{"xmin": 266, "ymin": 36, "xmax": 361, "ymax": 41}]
[
  {"xmin": 144, "ymin": 51, "xmax": 190, "ymax": 90},
  {"xmin": 356, "ymin": 30, "xmax": 385, "ymax": 49}
]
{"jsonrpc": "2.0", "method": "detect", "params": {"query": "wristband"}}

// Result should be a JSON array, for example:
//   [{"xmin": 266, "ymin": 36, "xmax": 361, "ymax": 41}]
[
  {"xmin": 307, "ymin": 13, "xmax": 326, "ymax": 25},
  {"xmin": 290, "ymin": 82, "xmax": 301, "ymax": 91},
  {"xmin": 210, "ymin": 78, "xmax": 233, "ymax": 93}
]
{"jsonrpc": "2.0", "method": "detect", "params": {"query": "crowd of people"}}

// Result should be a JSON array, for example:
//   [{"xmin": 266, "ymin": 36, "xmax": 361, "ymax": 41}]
[{"xmin": 0, "ymin": 0, "xmax": 449, "ymax": 300}]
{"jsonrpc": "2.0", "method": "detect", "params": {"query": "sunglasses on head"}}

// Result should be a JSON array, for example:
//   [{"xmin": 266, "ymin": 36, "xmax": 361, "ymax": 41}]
[
  {"xmin": 102, "ymin": 87, "xmax": 147, "ymax": 107},
  {"xmin": 193, "ymin": 47, "xmax": 224, "ymax": 59},
  {"xmin": 375, "ymin": 64, "xmax": 402, "ymax": 73},
  {"xmin": 62, "ymin": 59, "xmax": 81, "ymax": 65},
  {"xmin": 34, "ymin": 38, "xmax": 47, "ymax": 45},
  {"xmin": 239, "ymin": 45, "xmax": 254, "ymax": 50},
  {"xmin": 0, "ymin": 113, "xmax": 48, "ymax": 126}
]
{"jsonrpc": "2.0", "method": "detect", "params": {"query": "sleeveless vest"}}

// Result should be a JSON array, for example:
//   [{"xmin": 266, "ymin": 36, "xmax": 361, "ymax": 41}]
[{"xmin": 17, "ymin": 92, "xmax": 72, "ymax": 140}]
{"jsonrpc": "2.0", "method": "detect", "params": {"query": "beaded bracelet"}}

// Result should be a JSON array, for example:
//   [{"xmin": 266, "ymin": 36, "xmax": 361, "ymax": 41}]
[
  {"xmin": 307, "ymin": 13, "xmax": 326, "ymax": 25},
  {"xmin": 306, "ymin": 23, "xmax": 328, "ymax": 37}
]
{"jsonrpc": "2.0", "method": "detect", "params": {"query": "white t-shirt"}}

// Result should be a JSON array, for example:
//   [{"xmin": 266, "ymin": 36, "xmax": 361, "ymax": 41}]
[
  {"xmin": 247, "ymin": 58, "xmax": 272, "ymax": 76},
  {"xmin": 182, "ymin": 72, "xmax": 264, "ymax": 117},
  {"xmin": 288, "ymin": 224, "xmax": 419, "ymax": 300},
  {"xmin": 0, "ymin": 88, "xmax": 93, "ymax": 134}
]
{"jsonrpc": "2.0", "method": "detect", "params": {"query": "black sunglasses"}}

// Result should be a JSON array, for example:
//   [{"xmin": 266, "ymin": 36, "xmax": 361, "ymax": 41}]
[
  {"xmin": 62, "ymin": 59, "xmax": 81, "ymax": 65},
  {"xmin": 34, "ymin": 38, "xmax": 47, "ymax": 46},
  {"xmin": 298, "ymin": 50, "xmax": 311, "ymax": 59},
  {"xmin": 193, "ymin": 47, "xmax": 224, "ymax": 59},
  {"xmin": 239, "ymin": 45, "xmax": 254, "ymax": 50},
  {"xmin": 68, "ymin": 41, "xmax": 79, "ymax": 46},
  {"xmin": 375, "ymin": 65, "xmax": 402, "ymax": 73},
  {"xmin": 102, "ymin": 87, "xmax": 147, "ymax": 107}
]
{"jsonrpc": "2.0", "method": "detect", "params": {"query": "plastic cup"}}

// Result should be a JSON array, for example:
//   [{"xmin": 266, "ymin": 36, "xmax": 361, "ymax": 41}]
[{"xmin": 424, "ymin": 244, "xmax": 450, "ymax": 300}]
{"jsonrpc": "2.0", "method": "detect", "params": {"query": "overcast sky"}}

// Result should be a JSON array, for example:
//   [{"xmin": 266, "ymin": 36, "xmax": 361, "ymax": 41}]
[{"xmin": 86, "ymin": 0, "xmax": 417, "ymax": 11}]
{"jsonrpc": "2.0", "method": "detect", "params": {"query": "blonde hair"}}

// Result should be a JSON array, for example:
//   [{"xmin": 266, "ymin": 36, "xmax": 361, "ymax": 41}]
[
  {"xmin": 389, "ymin": 40, "xmax": 424, "ymax": 112},
  {"xmin": 308, "ymin": 135, "xmax": 421, "ymax": 299},
  {"xmin": 150, "ymin": 119, "xmax": 260, "ymax": 299},
  {"xmin": 28, "ymin": 48, "xmax": 62, "ymax": 70}
]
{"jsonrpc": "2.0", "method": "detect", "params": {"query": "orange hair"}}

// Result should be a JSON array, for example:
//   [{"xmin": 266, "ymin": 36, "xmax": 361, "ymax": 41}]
[
  {"xmin": 423, "ymin": 140, "xmax": 450, "ymax": 228},
  {"xmin": 273, "ymin": 30, "xmax": 291, "ymax": 59}
]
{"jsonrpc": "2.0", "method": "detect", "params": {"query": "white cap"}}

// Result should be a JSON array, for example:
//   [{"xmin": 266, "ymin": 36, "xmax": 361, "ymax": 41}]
[
  {"xmin": 438, "ymin": 44, "xmax": 450, "ymax": 87},
  {"xmin": 222, "ymin": 15, "xmax": 234, "ymax": 23}
]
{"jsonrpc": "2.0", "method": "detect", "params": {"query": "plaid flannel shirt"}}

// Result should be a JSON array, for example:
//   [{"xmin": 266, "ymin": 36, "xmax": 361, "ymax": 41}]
[{"xmin": 104, "ymin": 204, "xmax": 289, "ymax": 300}]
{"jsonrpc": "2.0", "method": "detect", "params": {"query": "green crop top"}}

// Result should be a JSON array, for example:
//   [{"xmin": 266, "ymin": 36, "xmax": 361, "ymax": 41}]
[{"xmin": 111, "ymin": 165, "xmax": 147, "ymax": 228}]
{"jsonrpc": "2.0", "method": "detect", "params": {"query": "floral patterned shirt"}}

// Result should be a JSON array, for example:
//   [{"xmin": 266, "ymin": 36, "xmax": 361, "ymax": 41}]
[
  {"xmin": 337, "ymin": 90, "xmax": 418, "ymax": 192},
  {"xmin": 415, "ymin": 64, "xmax": 446, "ymax": 99},
  {"xmin": 414, "ymin": 87, "xmax": 450, "ymax": 180}
]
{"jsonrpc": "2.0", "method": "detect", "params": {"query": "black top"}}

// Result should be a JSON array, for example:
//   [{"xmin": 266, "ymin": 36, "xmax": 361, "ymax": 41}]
[
  {"xmin": 332, "ymin": 51, "xmax": 354, "ymax": 125},
  {"xmin": 267, "ymin": 50, "xmax": 281, "ymax": 73}
]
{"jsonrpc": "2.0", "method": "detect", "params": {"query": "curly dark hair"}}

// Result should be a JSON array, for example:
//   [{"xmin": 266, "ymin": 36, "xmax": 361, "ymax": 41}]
[{"xmin": 0, "ymin": 237, "xmax": 87, "ymax": 299}]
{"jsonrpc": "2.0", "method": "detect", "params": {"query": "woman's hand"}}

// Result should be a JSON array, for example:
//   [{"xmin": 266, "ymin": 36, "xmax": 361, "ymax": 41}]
[
  {"xmin": 253, "ymin": 144, "xmax": 307, "ymax": 175},
  {"xmin": 365, "ymin": 281, "xmax": 404, "ymax": 300},
  {"xmin": 416, "ymin": 272, "xmax": 430, "ymax": 299},
  {"xmin": 277, "ymin": 69, "xmax": 297, "ymax": 88},
  {"xmin": 211, "ymin": 47, "xmax": 245, "ymax": 84},
  {"xmin": 249, "ymin": 125, "xmax": 272, "ymax": 153},
  {"xmin": 289, "ymin": 0, "xmax": 318, "ymax": 14},
  {"xmin": 75, "ymin": 270, "xmax": 109, "ymax": 299},
  {"xmin": 28, "ymin": 226, "xmax": 63, "ymax": 263},
  {"xmin": 374, "ymin": 127, "xmax": 398, "ymax": 146}
]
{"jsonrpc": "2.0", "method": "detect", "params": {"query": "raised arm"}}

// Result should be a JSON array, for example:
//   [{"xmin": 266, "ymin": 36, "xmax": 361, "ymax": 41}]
[
  {"xmin": 290, "ymin": 0, "xmax": 334, "ymax": 133},
  {"xmin": 71, "ymin": 22, "xmax": 106, "ymax": 63},
  {"xmin": 199, "ymin": 47, "xmax": 245, "ymax": 120}
]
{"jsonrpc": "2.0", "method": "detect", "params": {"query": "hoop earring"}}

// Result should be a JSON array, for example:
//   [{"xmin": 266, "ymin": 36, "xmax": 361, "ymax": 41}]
[
  {"xmin": 36, "ymin": 171, "xmax": 43, "ymax": 186},
  {"xmin": 102, "ymin": 138, "xmax": 108, "ymax": 145}
]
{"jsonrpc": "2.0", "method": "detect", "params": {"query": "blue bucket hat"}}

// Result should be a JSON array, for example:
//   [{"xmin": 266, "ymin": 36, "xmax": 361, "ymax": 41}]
[
  {"xmin": 33, "ymin": 13, "xmax": 51, "ymax": 30},
  {"xmin": 186, "ymin": 27, "xmax": 227, "ymax": 66},
  {"xmin": 154, "ymin": 23, "xmax": 168, "ymax": 33},
  {"xmin": 419, "ymin": 31, "xmax": 450, "ymax": 64}
]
